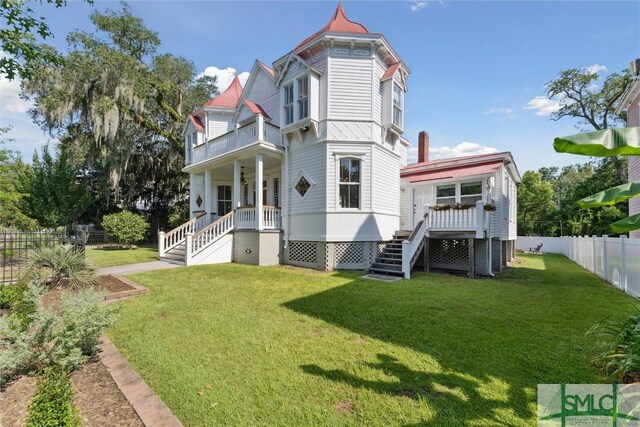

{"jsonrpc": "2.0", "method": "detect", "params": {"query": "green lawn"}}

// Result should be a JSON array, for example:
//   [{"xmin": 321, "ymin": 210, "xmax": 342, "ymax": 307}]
[
  {"xmin": 86, "ymin": 244, "xmax": 158, "ymax": 268},
  {"xmin": 108, "ymin": 254, "xmax": 637, "ymax": 426}
]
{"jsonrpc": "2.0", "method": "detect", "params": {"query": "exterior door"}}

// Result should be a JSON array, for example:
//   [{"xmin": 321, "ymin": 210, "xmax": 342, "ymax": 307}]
[{"xmin": 413, "ymin": 187, "xmax": 430, "ymax": 228}]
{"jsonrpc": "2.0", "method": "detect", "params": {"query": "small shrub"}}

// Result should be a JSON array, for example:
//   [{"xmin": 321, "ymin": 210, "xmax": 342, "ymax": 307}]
[
  {"xmin": 587, "ymin": 310, "xmax": 640, "ymax": 382},
  {"xmin": 0, "ymin": 288, "xmax": 118, "ymax": 386},
  {"xmin": 26, "ymin": 369, "xmax": 80, "ymax": 427},
  {"xmin": 19, "ymin": 245, "xmax": 96, "ymax": 289},
  {"xmin": 0, "ymin": 282, "xmax": 29, "ymax": 309},
  {"xmin": 8, "ymin": 283, "xmax": 42, "ymax": 332},
  {"xmin": 2, "ymin": 247, "xmax": 14, "ymax": 260},
  {"xmin": 101, "ymin": 211, "xmax": 149, "ymax": 248},
  {"xmin": 484, "ymin": 204, "xmax": 497, "ymax": 211}
]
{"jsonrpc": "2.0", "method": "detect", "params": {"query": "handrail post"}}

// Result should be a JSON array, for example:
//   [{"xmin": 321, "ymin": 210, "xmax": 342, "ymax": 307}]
[
  {"xmin": 602, "ymin": 235, "xmax": 608, "ymax": 283},
  {"xmin": 475, "ymin": 201, "xmax": 484, "ymax": 239},
  {"xmin": 402, "ymin": 240, "xmax": 410, "ymax": 279},
  {"xmin": 158, "ymin": 231, "xmax": 165, "ymax": 257},
  {"xmin": 621, "ymin": 235, "xmax": 627, "ymax": 293},
  {"xmin": 185, "ymin": 232, "xmax": 193, "ymax": 266}
]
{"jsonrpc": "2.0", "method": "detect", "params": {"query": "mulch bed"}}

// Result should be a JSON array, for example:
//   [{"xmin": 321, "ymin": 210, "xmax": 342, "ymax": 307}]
[
  {"xmin": 0, "ymin": 275, "xmax": 145, "ymax": 427},
  {"xmin": 0, "ymin": 361, "xmax": 144, "ymax": 427},
  {"xmin": 42, "ymin": 275, "xmax": 138, "ymax": 311}
]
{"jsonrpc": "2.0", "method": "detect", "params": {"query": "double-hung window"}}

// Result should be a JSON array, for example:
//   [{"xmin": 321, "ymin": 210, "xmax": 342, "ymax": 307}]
[
  {"xmin": 436, "ymin": 181, "xmax": 483, "ymax": 205},
  {"xmin": 392, "ymin": 83, "xmax": 403, "ymax": 127},
  {"xmin": 284, "ymin": 83, "xmax": 294, "ymax": 125},
  {"xmin": 273, "ymin": 178, "xmax": 280, "ymax": 207},
  {"xmin": 435, "ymin": 184, "xmax": 456, "ymax": 205},
  {"xmin": 339, "ymin": 158, "xmax": 360, "ymax": 209},
  {"xmin": 297, "ymin": 75, "xmax": 309, "ymax": 120},
  {"xmin": 460, "ymin": 182, "xmax": 483, "ymax": 204}
]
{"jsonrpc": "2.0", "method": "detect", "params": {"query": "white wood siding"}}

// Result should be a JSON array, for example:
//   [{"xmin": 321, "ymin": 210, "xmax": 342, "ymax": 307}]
[
  {"xmin": 399, "ymin": 179, "xmax": 410, "ymax": 230},
  {"xmin": 328, "ymin": 57, "xmax": 373, "ymax": 120},
  {"xmin": 207, "ymin": 112, "xmax": 233, "ymax": 140},
  {"xmin": 373, "ymin": 59, "xmax": 384, "ymax": 124},
  {"xmin": 244, "ymin": 70, "xmax": 280, "ymax": 125},
  {"xmin": 372, "ymin": 145, "xmax": 400, "ymax": 215},
  {"xmin": 288, "ymin": 143, "xmax": 326, "ymax": 214}
]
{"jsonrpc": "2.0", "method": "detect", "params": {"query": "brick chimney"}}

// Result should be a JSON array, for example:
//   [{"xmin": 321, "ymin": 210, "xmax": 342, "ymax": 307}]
[{"xmin": 418, "ymin": 131, "xmax": 429, "ymax": 163}]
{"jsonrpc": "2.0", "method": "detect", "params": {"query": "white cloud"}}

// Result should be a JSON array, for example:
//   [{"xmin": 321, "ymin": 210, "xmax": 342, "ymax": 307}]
[
  {"xmin": 523, "ymin": 96, "xmax": 561, "ymax": 117},
  {"xmin": 0, "ymin": 76, "xmax": 31, "ymax": 114},
  {"xmin": 199, "ymin": 66, "xmax": 250, "ymax": 93},
  {"xmin": 429, "ymin": 141, "xmax": 499, "ymax": 160},
  {"xmin": 483, "ymin": 107, "xmax": 516, "ymax": 119},
  {"xmin": 409, "ymin": 1, "xmax": 429, "ymax": 11},
  {"xmin": 406, "ymin": 141, "xmax": 498, "ymax": 163},
  {"xmin": 585, "ymin": 64, "xmax": 607, "ymax": 74}
]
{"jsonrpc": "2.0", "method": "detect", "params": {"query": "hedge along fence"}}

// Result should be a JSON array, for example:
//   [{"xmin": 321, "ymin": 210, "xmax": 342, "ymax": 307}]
[{"xmin": 516, "ymin": 235, "xmax": 640, "ymax": 298}]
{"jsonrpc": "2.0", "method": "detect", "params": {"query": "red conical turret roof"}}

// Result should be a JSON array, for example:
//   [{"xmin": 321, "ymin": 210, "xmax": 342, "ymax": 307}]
[
  {"xmin": 203, "ymin": 75, "xmax": 243, "ymax": 109},
  {"xmin": 295, "ymin": 4, "xmax": 369, "ymax": 50}
]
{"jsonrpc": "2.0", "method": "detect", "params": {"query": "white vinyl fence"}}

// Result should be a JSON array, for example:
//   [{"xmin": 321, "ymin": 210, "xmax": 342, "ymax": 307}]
[{"xmin": 517, "ymin": 236, "xmax": 640, "ymax": 298}]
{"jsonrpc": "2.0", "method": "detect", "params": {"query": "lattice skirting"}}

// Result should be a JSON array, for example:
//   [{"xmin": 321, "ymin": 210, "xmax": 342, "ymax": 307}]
[
  {"xmin": 429, "ymin": 239, "xmax": 470, "ymax": 271},
  {"xmin": 284, "ymin": 241, "xmax": 386, "ymax": 271}
]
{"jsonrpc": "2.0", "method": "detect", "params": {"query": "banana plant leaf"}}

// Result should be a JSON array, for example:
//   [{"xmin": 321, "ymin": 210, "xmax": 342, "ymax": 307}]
[
  {"xmin": 611, "ymin": 213, "xmax": 640, "ymax": 233},
  {"xmin": 577, "ymin": 181, "xmax": 640, "ymax": 208},
  {"xmin": 554, "ymin": 127, "xmax": 640, "ymax": 157}
]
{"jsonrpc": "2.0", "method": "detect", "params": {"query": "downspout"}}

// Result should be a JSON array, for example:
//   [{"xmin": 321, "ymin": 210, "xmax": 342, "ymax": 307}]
[{"xmin": 284, "ymin": 142, "xmax": 290, "ymax": 249}]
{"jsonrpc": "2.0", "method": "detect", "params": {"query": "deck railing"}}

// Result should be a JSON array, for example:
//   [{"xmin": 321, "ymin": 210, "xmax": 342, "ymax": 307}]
[
  {"xmin": 427, "ymin": 201, "xmax": 487, "ymax": 238},
  {"xmin": 190, "ymin": 117, "xmax": 282, "ymax": 164},
  {"xmin": 235, "ymin": 206, "xmax": 281, "ymax": 230}
]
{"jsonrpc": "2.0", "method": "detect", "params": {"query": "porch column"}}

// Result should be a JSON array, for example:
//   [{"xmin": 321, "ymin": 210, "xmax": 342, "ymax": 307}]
[
  {"xmin": 189, "ymin": 173, "xmax": 196, "ymax": 217},
  {"xmin": 204, "ymin": 168, "xmax": 212, "ymax": 223},
  {"xmin": 255, "ymin": 154, "xmax": 264, "ymax": 230},
  {"xmin": 233, "ymin": 160, "xmax": 241, "ymax": 208}
]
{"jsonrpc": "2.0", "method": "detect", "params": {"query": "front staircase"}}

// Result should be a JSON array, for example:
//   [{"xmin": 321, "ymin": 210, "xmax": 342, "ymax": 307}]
[{"xmin": 158, "ymin": 211, "xmax": 235, "ymax": 266}]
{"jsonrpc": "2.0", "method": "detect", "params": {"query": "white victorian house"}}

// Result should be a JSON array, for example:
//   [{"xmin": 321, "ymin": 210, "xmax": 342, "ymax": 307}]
[{"xmin": 158, "ymin": 5, "xmax": 520, "ymax": 278}]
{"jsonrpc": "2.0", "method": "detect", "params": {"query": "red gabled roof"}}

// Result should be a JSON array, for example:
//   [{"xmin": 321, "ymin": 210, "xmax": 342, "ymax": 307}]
[
  {"xmin": 401, "ymin": 161, "xmax": 503, "ymax": 183},
  {"xmin": 295, "ymin": 4, "xmax": 369, "ymax": 51},
  {"xmin": 243, "ymin": 99, "xmax": 271, "ymax": 120},
  {"xmin": 381, "ymin": 62, "xmax": 401, "ymax": 82},
  {"xmin": 188, "ymin": 115, "xmax": 205, "ymax": 132},
  {"xmin": 257, "ymin": 60, "xmax": 275, "ymax": 78},
  {"xmin": 203, "ymin": 75, "xmax": 243, "ymax": 109}
]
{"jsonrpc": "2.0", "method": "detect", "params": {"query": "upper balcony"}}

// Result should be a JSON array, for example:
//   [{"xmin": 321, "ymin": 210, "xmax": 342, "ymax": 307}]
[{"xmin": 187, "ymin": 117, "xmax": 283, "ymax": 166}]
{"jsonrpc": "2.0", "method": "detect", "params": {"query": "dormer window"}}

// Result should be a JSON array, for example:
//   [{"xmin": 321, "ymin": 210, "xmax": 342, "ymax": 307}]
[
  {"xmin": 284, "ymin": 83, "xmax": 294, "ymax": 125},
  {"xmin": 297, "ymin": 75, "xmax": 309, "ymax": 120},
  {"xmin": 392, "ymin": 83, "xmax": 403, "ymax": 127}
]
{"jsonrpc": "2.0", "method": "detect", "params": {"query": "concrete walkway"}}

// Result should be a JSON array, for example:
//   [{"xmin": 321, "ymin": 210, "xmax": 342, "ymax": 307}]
[{"xmin": 97, "ymin": 261, "xmax": 181, "ymax": 276}]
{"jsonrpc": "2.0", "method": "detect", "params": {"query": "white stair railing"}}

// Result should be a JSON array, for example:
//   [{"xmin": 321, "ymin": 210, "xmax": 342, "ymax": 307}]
[
  {"xmin": 401, "ymin": 211, "xmax": 430, "ymax": 279},
  {"xmin": 187, "ymin": 211, "xmax": 235, "ymax": 260},
  {"xmin": 158, "ymin": 213, "xmax": 208, "ymax": 257},
  {"xmin": 235, "ymin": 207, "xmax": 256, "ymax": 229},
  {"xmin": 263, "ymin": 207, "xmax": 281, "ymax": 230}
]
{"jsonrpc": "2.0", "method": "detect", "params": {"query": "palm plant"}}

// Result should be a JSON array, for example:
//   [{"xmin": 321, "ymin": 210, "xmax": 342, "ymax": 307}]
[
  {"xmin": 18, "ymin": 245, "xmax": 96, "ymax": 289},
  {"xmin": 587, "ymin": 310, "xmax": 640, "ymax": 382}
]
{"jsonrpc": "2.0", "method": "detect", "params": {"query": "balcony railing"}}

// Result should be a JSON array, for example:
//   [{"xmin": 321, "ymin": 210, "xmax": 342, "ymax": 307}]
[
  {"xmin": 190, "ymin": 118, "xmax": 282, "ymax": 164},
  {"xmin": 235, "ymin": 206, "xmax": 281, "ymax": 230}
]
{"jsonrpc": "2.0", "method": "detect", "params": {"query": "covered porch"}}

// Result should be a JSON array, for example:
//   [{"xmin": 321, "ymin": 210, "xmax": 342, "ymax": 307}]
[{"xmin": 187, "ymin": 146, "xmax": 284, "ymax": 231}]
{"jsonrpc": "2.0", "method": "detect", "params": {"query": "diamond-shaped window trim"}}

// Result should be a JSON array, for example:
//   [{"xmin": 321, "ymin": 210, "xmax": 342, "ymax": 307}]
[
  {"xmin": 295, "ymin": 176, "xmax": 311, "ymax": 198},
  {"xmin": 196, "ymin": 195, "xmax": 203, "ymax": 207}
]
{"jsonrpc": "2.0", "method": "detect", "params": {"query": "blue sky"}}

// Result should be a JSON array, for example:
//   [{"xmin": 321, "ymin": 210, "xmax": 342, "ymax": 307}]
[{"xmin": 1, "ymin": 0, "xmax": 638, "ymax": 173}]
